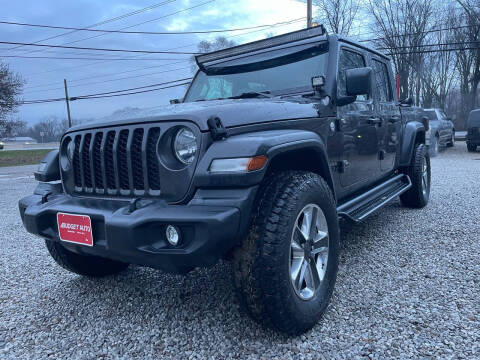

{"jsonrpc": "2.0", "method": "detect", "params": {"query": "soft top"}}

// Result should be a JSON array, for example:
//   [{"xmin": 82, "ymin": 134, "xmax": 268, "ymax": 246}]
[{"xmin": 468, "ymin": 109, "xmax": 480, "ymax": 128}]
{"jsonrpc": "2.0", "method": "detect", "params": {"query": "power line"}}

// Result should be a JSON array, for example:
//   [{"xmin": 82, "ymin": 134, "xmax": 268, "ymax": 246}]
[
  {"xmin": 0, "ymin": 40, "xmax": 198, "ymax": 54},
  {"xmin": 73, "ymin": 77, "xmax": 193, "ymax": 98},
  {"xmin": 19, "ymin": 18, "xmax": 306, "ymax": 101},
  {"xmin": 20, "ymin": 78, "xmax": 191, "ymax": 104},
  {"xmin": 10, "ymin": 0, "xmax": 215, "ymax": 57},
  {"xmin": 359, "ymin": 24, "xmax": 480, "ymax": 43},
  {"xmin": 379, "ymin": 40, "xmax": 480, "ymax": 50},
  {"xmin": 75, "ymin": 82, "xmax": 192, "ymax": 100},
  {"xmin": 0, "ymin": 19, "xmax": 295, "ymax": 35},
  {"xmin": 0, "ymin": 55, "xmax": 191, "ymax": 61},
  {"xmin": 23, "ymin": 65, "xmax": 192, "ymax": 94},
  {"xmin": 22, "ymin": 17, "xmax": 305, "ymax": 81},
  {"xmin": 386, "ymin": 46, "xmax": 480, "ymax": 56},
  {"xmin": 3, "ymin": 0, "xmax": 177, "ymax": 52},
  {"xmin": 23, "ymin": 60, "xmax": 189, "ymax": 91}
]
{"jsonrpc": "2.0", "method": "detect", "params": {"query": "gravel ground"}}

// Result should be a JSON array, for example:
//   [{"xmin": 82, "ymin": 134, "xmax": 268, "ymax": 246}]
[{"xmin": 1, "ymin": 142, "xmax": 479, "ymax": 359}]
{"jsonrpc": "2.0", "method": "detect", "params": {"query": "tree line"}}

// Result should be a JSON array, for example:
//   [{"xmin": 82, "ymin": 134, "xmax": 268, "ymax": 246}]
[
  {"xmin": 309, "ymin": 0, "xmax": 479, "ymax": 128},
  {"xmin": 0, "ymin": 116, "xmax": 87, "ymax": 143}
]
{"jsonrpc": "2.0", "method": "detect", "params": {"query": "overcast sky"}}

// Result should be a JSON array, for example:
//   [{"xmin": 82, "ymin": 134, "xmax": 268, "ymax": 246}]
[{"xmin": 1, "ymin": 0, "xmax": 308, "ymax": 124}]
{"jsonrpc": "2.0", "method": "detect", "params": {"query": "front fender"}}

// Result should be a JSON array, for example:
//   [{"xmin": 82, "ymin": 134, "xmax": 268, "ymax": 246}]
[
  {"xmin": 399, "ymin": 121, "xmax": 425, "ymax": 167},
  {"xmin": 193, "ymin": 129, "xmax": 334, "ymax": 193}
]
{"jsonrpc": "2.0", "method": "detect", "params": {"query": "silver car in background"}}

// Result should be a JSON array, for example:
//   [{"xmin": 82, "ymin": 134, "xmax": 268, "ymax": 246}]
[{"xmin": 424, "ymin": 108, "xmax": 455, "ymax": 156}]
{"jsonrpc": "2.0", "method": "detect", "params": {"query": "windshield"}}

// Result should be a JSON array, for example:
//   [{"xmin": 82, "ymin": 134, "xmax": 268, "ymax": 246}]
[{"xmin": 184, "ymin": 44, "xmax": 328, "ymax": 102}]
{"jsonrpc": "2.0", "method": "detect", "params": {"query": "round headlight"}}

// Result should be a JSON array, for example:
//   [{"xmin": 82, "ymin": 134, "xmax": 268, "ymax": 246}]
[
  {"xmin": 173, "ymin": 127, "xmax": 197, "ymax": 165},
  {"xmin": 67, "ymin": 139, "xmax": 76, "ymax": 163}
]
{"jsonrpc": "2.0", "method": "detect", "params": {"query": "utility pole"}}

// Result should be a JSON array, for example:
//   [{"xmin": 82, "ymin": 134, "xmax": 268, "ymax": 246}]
[
  {"xmin": 307, "ymin": 0, "xmax": 313, "ymax": 28},
  {"xmin": 64, "ymin": 79, "xmax": 72, "ymax": 128}
]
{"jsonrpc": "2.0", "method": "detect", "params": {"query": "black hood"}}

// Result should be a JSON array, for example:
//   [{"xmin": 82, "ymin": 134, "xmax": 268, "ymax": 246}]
[{"xmin": 67, "ymin": 98, "xmax": 327, "ymax": 133}]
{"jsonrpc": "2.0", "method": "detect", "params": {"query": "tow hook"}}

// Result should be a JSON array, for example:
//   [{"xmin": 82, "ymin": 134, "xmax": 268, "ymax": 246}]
[
  {"xmin": 128, "ymin": 198, "xmax": 142, "ymax": 213},
  {"xmin": 41, "ymin": 191, "xmax": 52, "ymax": 204}
]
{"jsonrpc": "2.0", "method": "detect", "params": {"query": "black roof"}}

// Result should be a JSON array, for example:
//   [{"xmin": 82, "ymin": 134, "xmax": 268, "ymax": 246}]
[{"xmin": 336, "ymin": 35, "xmax": 390, "ymax": 60}]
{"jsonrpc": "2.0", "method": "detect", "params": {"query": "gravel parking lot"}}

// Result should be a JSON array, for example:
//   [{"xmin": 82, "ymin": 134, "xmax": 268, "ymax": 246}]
[{"xmin": 1, "ymin": 142, "xmax": 479, "ymax": 359}]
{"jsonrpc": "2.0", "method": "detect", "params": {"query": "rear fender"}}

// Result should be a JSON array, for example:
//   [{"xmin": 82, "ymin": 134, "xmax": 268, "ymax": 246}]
[{"xmin": 399, "ymin": 121, "xmax": 425, "ymax": 167}]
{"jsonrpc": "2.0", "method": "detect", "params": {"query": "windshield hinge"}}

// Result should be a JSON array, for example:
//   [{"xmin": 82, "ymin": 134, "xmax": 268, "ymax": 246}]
[{"xmin": 207, "ymin": 116, "xmax": 228, "ymax": 141}]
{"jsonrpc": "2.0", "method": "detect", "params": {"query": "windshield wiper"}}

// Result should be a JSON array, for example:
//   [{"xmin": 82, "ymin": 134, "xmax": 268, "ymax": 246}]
[{"xmin": 227, "ymin": 91, "xmax": 273, "ymax": 99}]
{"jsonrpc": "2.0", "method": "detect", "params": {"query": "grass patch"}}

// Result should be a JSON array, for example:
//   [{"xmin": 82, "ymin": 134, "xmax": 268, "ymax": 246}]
[{"xmin": 0, "ymin": 149, "xmax": 52, "ymax": 167}]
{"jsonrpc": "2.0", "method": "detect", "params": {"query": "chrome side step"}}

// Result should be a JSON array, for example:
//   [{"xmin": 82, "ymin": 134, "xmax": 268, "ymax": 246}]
[{"xmin": 337, "ymin": 174, "xmax": 412, "ymax": 223}]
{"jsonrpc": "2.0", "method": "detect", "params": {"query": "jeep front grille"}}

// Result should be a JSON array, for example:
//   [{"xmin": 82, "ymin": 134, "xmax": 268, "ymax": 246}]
[{"xmin": 68, "ymin": 126, "xmax": 162, "ymax": 196}]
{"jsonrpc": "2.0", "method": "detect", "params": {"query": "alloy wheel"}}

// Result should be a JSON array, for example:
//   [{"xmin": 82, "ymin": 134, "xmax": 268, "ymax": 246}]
[
  {"xmin": 422, "ymin": 156, "xmax": 429, "ymax": 196},
  {"xmin": 289, "ymin": 204, "xmax": 329, "ymax": 300}
]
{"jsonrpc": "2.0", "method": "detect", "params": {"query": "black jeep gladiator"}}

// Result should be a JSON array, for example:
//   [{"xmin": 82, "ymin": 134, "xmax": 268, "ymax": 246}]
[{"xmin": 19, "ymin": 27, "xmax": 430, "ymax": 335}]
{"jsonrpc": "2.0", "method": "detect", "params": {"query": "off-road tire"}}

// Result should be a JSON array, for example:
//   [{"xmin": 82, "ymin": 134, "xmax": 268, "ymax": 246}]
[
  {"xmin": 467, "ymin": 142, "xmax": 477, "ymax": 152},
  {"xmin": 233, "ymin": 171, "xmax": 339, "ymax": 335},
  {"xmin": 45, "ymin": 240, "xmax": 129, "ymax": 277},
  {"xmin": 400, "ymin": 143, "xmax": 430, "ymax": 208}
]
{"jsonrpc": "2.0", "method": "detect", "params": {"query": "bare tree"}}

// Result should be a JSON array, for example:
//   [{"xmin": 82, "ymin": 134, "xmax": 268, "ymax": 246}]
[
  {"xmin": 0, "ymin": 62, "xmax": 24, "ymax": 126},
  {"xmin": 368, "ymin": 0, "xmax": 434, "ymax": 102},
  {"xmin": 302, "ymin": 0, "xmax": 359, "ymax": 35},
  {"xmin": 190, "ymin": 36, "xmax": 236, "ymax": 74},
  {"xmin": 26, "ymin": 116, "xmax": 65, "ymax": 143},
  {"xmin": 452, "ymin": 0, "xmax": 480, "ymax": 123},
  {"xmin": 0, "ymin": 118, "xmax": 27, "ymax": 138},
  {"xmin": 419, "ymin": 10, "xmax": 457, "ymax": 109}
]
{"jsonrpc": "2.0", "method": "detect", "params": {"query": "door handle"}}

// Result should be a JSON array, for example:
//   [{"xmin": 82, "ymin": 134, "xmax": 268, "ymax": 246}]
[
  {"xmin": 367, "ymin": 117, "xmax": 382, "ymax": 125},
  {"xmin": 388, "ymin": 116, "xmax": 401, "ymax": 123}
]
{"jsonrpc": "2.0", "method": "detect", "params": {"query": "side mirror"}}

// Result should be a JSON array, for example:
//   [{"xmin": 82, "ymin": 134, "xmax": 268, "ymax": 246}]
[
  {"xmin": 346, "ymin": 67, "xmax": 372, "ymax": 96},
  {"xmin": 170, "ymin": 99, "xmax": 181, "ymax": 104},
  {"xmin": 337, "ymin": 67, "xmax": 371, "ymax": 107},
  {"xmin": 399, "ymin": 97, "xmax": 413, "ymax": 106}
]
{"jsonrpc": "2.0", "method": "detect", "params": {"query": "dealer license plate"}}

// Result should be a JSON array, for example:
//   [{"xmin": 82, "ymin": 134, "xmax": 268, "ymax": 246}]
[{"xmin": 57, "ymin": 212, "xmax": 93, "ymax": 247}]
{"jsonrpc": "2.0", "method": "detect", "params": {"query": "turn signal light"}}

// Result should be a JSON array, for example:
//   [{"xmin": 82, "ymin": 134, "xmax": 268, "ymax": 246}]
[
  {"xmin": 210, "ymin": 155, "xmax": 268, "ymax": 173},
  {"xmin": 247, "ymin": 155, "xmax": 268, "ymax": 172}
]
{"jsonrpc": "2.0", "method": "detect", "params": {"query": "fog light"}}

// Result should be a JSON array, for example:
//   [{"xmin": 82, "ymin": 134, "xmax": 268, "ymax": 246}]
[{"xmin": 166, "ymin": 225, "xmax": 180, "ymax": 246}]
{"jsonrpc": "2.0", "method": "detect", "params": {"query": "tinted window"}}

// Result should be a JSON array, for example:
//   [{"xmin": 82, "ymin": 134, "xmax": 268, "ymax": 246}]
[
  {"xmin": 424, "ymin": 111, "xmax": 438, "ymax": 121},
  {"xmin": 338, "ymin": 49, "xmax": 367, "ymax": 101},
  {"xmin": 372, "ymin": 60, "xmax": 392, "ymax": 102}
]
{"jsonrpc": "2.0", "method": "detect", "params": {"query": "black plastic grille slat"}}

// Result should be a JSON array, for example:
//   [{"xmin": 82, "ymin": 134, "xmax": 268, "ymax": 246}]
[
  {"xmin": 131, "ymin": 128, "xmax": 145, "ymax": 190},
  {"xmin": 73, "ymin": 135, "xmax": 82, "ymax": 187},
  {"xmin": 82, "ymin": 134, "xmax": 92, "ymax": 188},
  {"xmin": 117, "ymin": 129, "xmax": 130, "ymax": 190},
  {"xmin": 68, "ymin": 126, "xmax": 163, "ymax": 196},
  {"xmin": 93, "ymin": 133, "xmax": 104, "ymax": 188},
  {"xmin": 104, "ymin": 131, "xmax": 116, "ymax": 189},
  {"xmin": 146, "ymin": 127, "xmax": 161, "ymax": 190}
]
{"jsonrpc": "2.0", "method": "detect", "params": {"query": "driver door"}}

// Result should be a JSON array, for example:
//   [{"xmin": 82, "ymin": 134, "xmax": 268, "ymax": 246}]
[{"xmin": 337, "ymin": 48, "xmax": 379, "ymax": 188}]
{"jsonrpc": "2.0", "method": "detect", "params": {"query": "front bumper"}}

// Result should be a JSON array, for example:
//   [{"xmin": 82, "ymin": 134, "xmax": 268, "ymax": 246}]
[{"xmin": 19, "ymin": 185, "xmax": 257, "ymax": 273}]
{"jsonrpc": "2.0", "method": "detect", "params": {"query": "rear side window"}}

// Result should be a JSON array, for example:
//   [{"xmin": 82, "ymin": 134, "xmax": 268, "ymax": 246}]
[
  {"xmin": 338, "ymin": 49, "xmax": 367, "ymax": 101},
  {"xmin": 425, "ymin": 111, "xmax": 438, "ymax": 121},
  {"xmin": 372, "ymin": 60, "xmax": 392, "ymax": 102}
]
